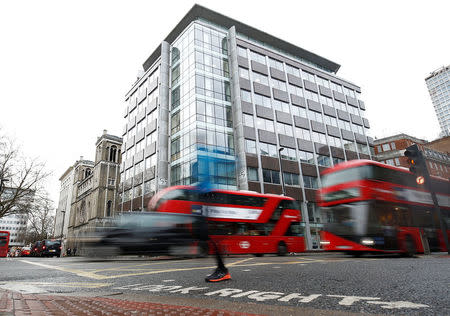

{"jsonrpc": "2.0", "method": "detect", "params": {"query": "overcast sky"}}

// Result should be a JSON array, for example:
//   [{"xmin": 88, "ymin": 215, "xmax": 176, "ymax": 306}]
[{"xmin": 1, "ymin": 0, "xmax": 448, "ymax": 207}]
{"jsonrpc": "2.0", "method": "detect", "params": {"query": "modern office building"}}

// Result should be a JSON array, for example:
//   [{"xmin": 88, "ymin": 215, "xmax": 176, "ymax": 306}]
[
  {"xmin": 0, "ymin": 212, "xmax": 28, "ymax": 247},
  {"xmin": 425, "ymin": 65, "xmax": 450, "ymax": 137},
  {"xmin": 374, "ymin": 133, "xmax": 450, "ymax": 179},
  {"xmin": 0, "ymin": 187, "xmax": 31, "ymax": 247},
  {"xmin": 119, "ymin": 4, "xmax": 374, "ymax": 249}
]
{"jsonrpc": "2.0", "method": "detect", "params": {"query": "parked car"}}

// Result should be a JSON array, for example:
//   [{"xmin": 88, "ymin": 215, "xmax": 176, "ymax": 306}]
[
  {"xmin": 20, "ymin": 247, "xmax": 31, "ymax": 256},
  {"xmin": 31, "ymin": 241, "xmax": 43, "ymax": 257},
  {"xmin": 85, "ymin": 212, "xmax": 205, "ymax": 257},
  {"xmin": 39, "ymin": 239, "xmax": 62, "ymax": 257}
]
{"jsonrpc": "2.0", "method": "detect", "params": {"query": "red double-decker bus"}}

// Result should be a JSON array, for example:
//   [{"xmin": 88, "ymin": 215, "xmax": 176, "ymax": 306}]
[
  {"xmin": 0, "ymin": 231, "xmax": 10, "ymax": 257},
  {"xmin": 148, "ymin": 186, "xmax": 305, "ymax": 256},
  {"xmin": 317, "ymin": 160, "xmax": 450, "ymax": 256}
]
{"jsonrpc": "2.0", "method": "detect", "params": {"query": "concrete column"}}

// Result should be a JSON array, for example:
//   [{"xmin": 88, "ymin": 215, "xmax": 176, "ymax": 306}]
[
  {"xmin": 228, "ymin": 26, "xmax": 248, "ymax": 190},
  {"xmin": 157, "ymin": 41, "xmax": 170, "ymax": 191},
  {"xmin": 302, "ymin": 201, "xmax": 313, "ymax": 250}
]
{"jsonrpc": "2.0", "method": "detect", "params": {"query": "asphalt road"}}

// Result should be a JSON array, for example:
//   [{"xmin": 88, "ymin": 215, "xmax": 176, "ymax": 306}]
[{"xmin": 1, "ymin": 253, "xmax": 449, "ymax": 315}]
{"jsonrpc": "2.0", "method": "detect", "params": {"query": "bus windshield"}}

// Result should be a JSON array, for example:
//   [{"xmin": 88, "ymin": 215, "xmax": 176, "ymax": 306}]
[{"xmin": 321, "ymin": 166, "xmax": 373, "ymax": 187}]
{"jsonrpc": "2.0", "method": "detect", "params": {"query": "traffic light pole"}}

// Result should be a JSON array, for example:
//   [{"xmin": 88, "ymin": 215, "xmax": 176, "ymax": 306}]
[
  {"xmin": 418, "ymin": 150, "xmax": 449, "ymax": 254},
  {"xmin": 405, "ymin": 144, "xmax": 449, "ymax": 254}
]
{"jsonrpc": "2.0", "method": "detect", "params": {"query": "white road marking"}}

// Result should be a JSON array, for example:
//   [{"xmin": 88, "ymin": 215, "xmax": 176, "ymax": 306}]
[
  {"xmin": 162, "ymin": 279, "xmax": 175, "ymax": 282},
  {"xmin": 242, "ymin": 269, "xmax": 251, "ymax": 272},
  {"xmin": 366, "ymin": 301, "xmax": 429, "ymax": 309},
  {"xmin": 328, "ymin": 295, "xmax": 380, "ymax": 306},
  {"xmin": 116, "ymin": 284, "xmax": 429, "ymax": 310},
  {"xmin": 273, "ymin": 266, "xmax": 280, "ymax": 269}
]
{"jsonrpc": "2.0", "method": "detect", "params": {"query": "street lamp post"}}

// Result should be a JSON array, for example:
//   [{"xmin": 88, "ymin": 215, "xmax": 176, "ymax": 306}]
[{"xmin": 278, "ymin": 147, "xmax": 286, "ymax": 196}]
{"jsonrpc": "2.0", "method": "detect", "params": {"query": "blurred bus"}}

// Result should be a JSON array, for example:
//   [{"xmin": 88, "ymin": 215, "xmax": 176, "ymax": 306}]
[
  {"xmin": 317, "ymin": 160, "xmax": 450, "ymax": 256},
  {"xmin": 148, "ymin": 186, "xmax": 305, "ymax": 256},
  {"xmin": 0, "ymin": 231, "xmax": 10, "ymax": 257}
]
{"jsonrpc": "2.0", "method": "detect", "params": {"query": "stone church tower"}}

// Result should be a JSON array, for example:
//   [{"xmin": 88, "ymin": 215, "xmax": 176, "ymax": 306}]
[{"xmin": 67, "ymin": 130, "xmax": 122, "ymax": 251}]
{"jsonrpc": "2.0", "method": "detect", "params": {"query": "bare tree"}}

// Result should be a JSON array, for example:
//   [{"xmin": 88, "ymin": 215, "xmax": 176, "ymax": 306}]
[
  {"xmin": 0, "ymin": 131, "xmax": 51, "ymax": 219},
  {"xmin": 23, "ymin": 191, "xmax": 55, "ymax": 242}
]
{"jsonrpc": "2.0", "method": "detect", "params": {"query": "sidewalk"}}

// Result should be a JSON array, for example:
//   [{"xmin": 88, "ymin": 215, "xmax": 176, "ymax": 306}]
[{"xmin": 0, "ymin": 290, "xmax": 262, "ymax": 316}]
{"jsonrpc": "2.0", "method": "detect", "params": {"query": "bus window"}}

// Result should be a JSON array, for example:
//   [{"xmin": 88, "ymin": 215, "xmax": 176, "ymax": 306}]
[
  {"xmin": 393, "ymin": 206, "xmax": 413, "ymax": 227},
  {"xmin": 286, "ymin": 222, "xmax": 304, "ymax": 236},
  {"xmin": 321, "ymin": 166, "xmax": 372, "ymax": 187},
  {"xmin": 413, "ymin": 209, "xmax": 435, "ymax": 228},
  {"xmin": 278, "ymin": 199, "xmax": 300, "ymax": 210}
]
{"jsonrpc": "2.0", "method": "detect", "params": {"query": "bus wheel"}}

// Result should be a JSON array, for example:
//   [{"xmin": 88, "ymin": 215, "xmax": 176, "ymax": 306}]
[
  {"xmin": 277, "ymin": 242, "xmax": 287, "ymax": 256},
  {"xmin": 254, "ymin": 253, "xmax": 264, "ymax": 257},
  {"xmin": 402, "ymin": 236, "xmax": 416, "ymax": 257}
]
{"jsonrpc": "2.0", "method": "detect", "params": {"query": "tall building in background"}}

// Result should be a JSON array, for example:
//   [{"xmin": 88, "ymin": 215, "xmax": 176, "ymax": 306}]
[
  {"xmin": 425, "ymin": 65, "xmax": 450, "ymax": 137},
  {"xmin": 119, "ymin": 5, "xmax": 373, "ymax": 249}
]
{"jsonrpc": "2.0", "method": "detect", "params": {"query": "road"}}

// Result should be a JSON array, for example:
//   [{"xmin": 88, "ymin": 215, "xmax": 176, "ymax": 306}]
[{"xmin": 1, "ymin": 253, "xmax": 449, "ymax": 315}]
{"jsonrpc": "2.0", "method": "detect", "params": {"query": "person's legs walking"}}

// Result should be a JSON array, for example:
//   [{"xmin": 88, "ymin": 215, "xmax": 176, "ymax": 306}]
[{"xmin": 205, "ymin": 240, "xmax": 230, "ymax": 282}]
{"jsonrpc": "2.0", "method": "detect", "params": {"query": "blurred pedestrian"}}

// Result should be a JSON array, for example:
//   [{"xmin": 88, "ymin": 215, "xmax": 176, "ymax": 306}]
[
  {"xmin": 66, "ymin": 248, "xmax": 71, "ymax": 256},
  {"xmin": 73, "ymin": 247, "xmax": 77, "ymax": 256},
  {"xmin": 198, "ymin": 212, "xmax": 231, "ymax": 282}
]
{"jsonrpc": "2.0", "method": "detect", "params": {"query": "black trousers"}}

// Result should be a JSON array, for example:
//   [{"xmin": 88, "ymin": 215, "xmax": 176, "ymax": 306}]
[{"xmin": 209, "ymin": 239, "xmax": 226, "ymax": 271}]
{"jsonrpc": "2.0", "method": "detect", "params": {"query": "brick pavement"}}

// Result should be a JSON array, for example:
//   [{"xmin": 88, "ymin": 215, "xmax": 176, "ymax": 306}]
[{"xmin": 0, "ymin": 290, "xmax": 263, "ymax": 316}]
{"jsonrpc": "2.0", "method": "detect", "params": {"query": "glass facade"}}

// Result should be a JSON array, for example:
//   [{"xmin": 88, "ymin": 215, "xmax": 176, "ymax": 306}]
[
  {"xmin": 120, "ymin": 6, "xmax": 373, "ymax": 249},
  {"xmin": 169, "ymin": 23, "xmax": 236, "ymax": 189}
]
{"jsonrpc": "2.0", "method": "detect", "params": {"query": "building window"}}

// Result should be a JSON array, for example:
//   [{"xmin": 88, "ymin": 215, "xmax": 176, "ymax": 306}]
[
  {"xmin": 252, "ymin": 72, "xmax": 269, "ymax": 86},
  {"xmin": 390, "ymin": 142, "xmax": 396, "ymax": 150},
  {"xmin": 106, "ymin": 200, "xmax": 112, "ymax": 217},
  {"xmin": 272, "ymin": 100, "xmax": 290, "ymax": 113},
  {"xmin": 245, "ymin": 139, "xmax": 257, "ymax": 154},
  {"xmin": 269, "ymin": 58, "xmax": 284, "ymax": 71},
  {"xmin": 256, "ymin": 117, "xmax": 275, "ymax": 132},
  {"xmin": 303, "ymin": 175, "xmax": 318, "ymax": 189},
  {"xmin": 382, "ymin": 143, "xmax": 390, "ymax": 151},
  {"xmin": 247, "ymin": 167, "xmax": 259, "ymax": 181},
  {"xmin": 311, "ymin": 131, "xmax": 327, "ymax": 144},
  {"xmin": 302, "ymin": 71, "xmax": 315, "ymax": 83},
  {"xmin": 291, "ymin": 106, "xmax": 307, "ymax": 118},
  {"xmin": 317, "ymin": 154, "xmax": 331, "ymax": 167},
  {"xmin": 280, "ymin": 148, "xmax": 297, "ymax": 161},
  {"xmin": 286, "ymin": 64, "xmax": 300, "ymax": 77},
  {"xmin": 237, "ymin": 46, "xmax": 247, "ymax": 58},
  {"xmin": 241, "ymin": 90, "xmax": 252, "ymax": 103},
  {"xmin": 250, "ymin": 51, "xmax": 266, "ymax": 65},
  {"xmin": 243, "ymin": 114, "xmax": 254, "ymax": 127},
  {"xmin": 276, "ymin": 122, "xmax": 293, "ymax": 136},
  {"xmin": 271, "ymin": 78, "xmax": 287, "ymax": 91},
  {"xmin": 299, "ymin": 151, "xmax": 314, "ymax": 164},
  {"xmin": 259, "ymin": 142, "xmax": 277, "ymax": 157},
  {"xmin": 283, "ymin": 172, "xmax": 300, "ymax": 186},
  {"xmin": 239, "ymin": 67, "xmax": 249, "ymax": 80},
  {"xmin": 171, "ymin": 86, "xmax": 180, "ymax": 109},
  {"xmin": 296, "ymin": 127, "xmax": 311, "ymax": 141},
  {"xmin": 254, "ymin": 93, "xmax": 271, "ymax": 108},
  {"xmin": 376, "ymin": 145, "xmax": 382, "ymax": 153},
  {"xmin": 262, "ymin": 169, "xmax": 280, "ymax": 184}
]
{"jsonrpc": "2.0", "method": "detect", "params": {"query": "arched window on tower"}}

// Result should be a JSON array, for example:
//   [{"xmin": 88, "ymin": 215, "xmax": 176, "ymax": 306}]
[
  {"xmin": 106, "ymin": 200, "xmax": 112, "ymax": 217},
  {"xmin": 85, "ymin": 169, "xmax": 91, "ymax": 178},
  {"xmin": 109, "ymin": 146, "xmax": 117, "ymax": 162}
]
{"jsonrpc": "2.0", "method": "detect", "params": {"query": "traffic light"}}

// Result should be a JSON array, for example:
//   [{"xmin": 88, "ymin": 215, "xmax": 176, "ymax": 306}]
[{"xmin": 404, "ymin": 144, "xmax": 428, "ymax": 180}]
